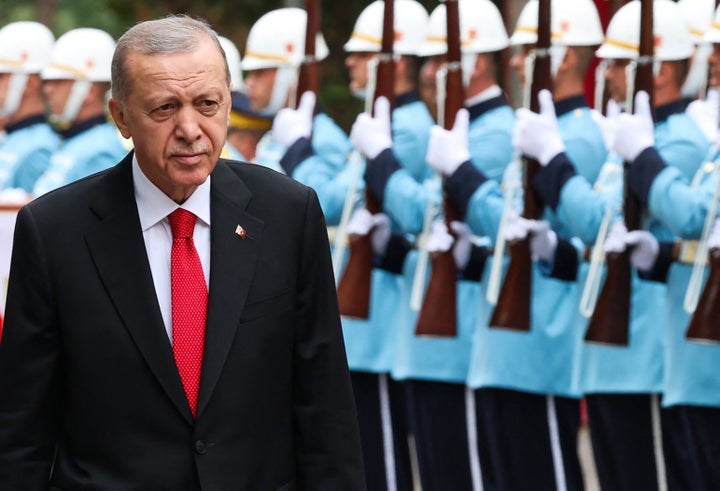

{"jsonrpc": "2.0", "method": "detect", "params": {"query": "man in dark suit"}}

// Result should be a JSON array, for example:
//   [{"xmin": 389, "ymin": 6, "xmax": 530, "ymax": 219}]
[{"xmin": 0, "ymin": 15, "xmax": 365, "ymax": 490}]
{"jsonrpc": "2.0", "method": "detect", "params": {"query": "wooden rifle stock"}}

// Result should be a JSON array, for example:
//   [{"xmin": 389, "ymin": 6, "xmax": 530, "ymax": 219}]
[
  {"xmin": 686, "ymin": 248, "xmax": 720, "ymax": 343},
  {"xmin": 415, "ymin": 0, "xmax": 462, "ymax": 337},
  {"xmin": 337, "ymin": 0, "xmax": 395, "ymax": 319},
  {"xmin": 488, "ymin": 0, "xmax": 552, "ymax": 331},
  {"xmin": 584, "ymin": 0, "xmax": 653, "ymax": 346},
  {"xmin": 296, "ymin": 0, "xmax": 320, "ymax": 103}
]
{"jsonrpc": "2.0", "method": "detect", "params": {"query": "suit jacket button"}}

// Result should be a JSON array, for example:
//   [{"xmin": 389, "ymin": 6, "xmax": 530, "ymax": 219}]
[{"xmin": 194, "ymin": 440, "xmax": 207, "ymax": 455}]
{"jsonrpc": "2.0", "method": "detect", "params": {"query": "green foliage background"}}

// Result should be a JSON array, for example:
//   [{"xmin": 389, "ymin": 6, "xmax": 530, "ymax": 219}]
[{"xmin": 1, "ymin": 0, "xmax": 507, "ymax": 131}]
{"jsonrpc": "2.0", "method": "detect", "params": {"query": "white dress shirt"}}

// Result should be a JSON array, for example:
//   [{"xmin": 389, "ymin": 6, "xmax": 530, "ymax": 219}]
[{"xmin": 132, "ymin": 155, "xmax": 211, "ymax": 342}]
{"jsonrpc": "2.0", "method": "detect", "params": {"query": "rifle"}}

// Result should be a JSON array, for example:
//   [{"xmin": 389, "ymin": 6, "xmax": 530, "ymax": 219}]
[
  {"xmin": 336, "ymin": 0, "xmax": 395, "ymax": 319},
  {"xmin": 684, "ymin": 165, "xmax": 720, "ymax": 343},
  {"xmin": 584, "ymin": 0, "xmax": 653, "ymax": 346},
  {"xmin": 296, "ymin": 0, "xmax": 320, "ymax": 105},
  {"xmin": 488, "ymin": 0, "xmax": 552, "ymax": 331},
  {"xmin": 414, "ymin": 0, "xmax": 462, "ymax": 337}
]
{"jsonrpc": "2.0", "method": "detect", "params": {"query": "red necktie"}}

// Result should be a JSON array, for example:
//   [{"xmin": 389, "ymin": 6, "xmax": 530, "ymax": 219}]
[{"xmin": 168, "ymin": 208, "xmax": 207, "ymax": 418}]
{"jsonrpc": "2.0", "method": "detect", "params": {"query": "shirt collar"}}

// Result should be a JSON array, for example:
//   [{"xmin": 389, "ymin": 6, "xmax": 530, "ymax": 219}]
[
  {"xmin": 554, "ymin": 95, "xmax": 588, "ymax": 117},
  {"xmin": 132, "ymin": 153, "xmax": 211, "ymax": 231},
  {"xmin": 465, "ymin": 85, "xmax": 503, "ymax": 107},
  {"xmin": 4, "ymin": 114, "xmax": 47, "ymax": 134}
]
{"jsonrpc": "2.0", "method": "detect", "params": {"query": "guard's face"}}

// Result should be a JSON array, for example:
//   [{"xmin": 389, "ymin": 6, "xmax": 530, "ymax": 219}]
[
  {"xmin": 603, "ymin": 58, "xmax": 630, "ymax": 103},
  {"xmin": 345, "ymin": 52, "xmax": 374, "ymax": 93},
  {"xmin": 244, "ymin": 68, "xmax": 276, "ymax": 112},
  {"xmin": 419, "ymin": 57, "xmax": 441, "ymax": 121},
  {"xmin": 0, "ymin": 73, "xmax": 9, "ymax": 110},
  {"xmin": 510, "ymin": 44, "xmax": 533, "ymax": 87},
  {"xmin": 41, "ymin": 78, "xmax": 74, "ymax": 119},
  {"xmin": 708, "ymin": 44, "xmax": 720, "ymax": 89},
  {"xmin": 109, "ymin": 35, "xmax": 230, "ymax": 203}
]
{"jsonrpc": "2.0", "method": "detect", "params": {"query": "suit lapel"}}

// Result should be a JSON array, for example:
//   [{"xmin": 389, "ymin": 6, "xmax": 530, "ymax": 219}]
[
  {"xmin": 197, "ymin": 161, "xmax": 264, "ymax": 417},
  {"xmin": 84, "ymin": 155, "xmax": 193, "ymax": 423}
]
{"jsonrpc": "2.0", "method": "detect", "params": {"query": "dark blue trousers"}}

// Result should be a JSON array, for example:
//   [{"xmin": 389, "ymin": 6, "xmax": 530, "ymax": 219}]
[
  {"xmin": 351, "ymin": 371, "xmax": 413, "ymax": 491},
  {"xmin": 475, "ymin": 387, "xmax": 584, "ymax": 491}
]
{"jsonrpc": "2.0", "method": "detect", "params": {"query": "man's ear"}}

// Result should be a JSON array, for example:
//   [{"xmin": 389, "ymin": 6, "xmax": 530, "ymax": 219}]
[{"xmin": 108, "ymin": 97, "xmax": 131, "ymax": 139}]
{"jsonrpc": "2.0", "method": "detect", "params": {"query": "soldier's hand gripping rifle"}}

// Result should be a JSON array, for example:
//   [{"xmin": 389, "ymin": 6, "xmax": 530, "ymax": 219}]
[
  {"xmin": 584, "ymin": 0, "xmax": 653, "ymax": 346},
  {"xmin": 336, "ymin": 0, "xmax": 395, "ymax": 319},
  {"xmin": 414, "ymin": 0, "xmax": 463, "ymax": 337},
  {"xmin": 488, "ymin": 0, "xmax": 552, "ymax": 331}
]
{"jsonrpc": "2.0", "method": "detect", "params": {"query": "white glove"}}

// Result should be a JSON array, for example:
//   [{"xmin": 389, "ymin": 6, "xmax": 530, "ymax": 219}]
[
  {"xmin": 426, "ymin": 108, "xmax": 471, "ymax": 176},
  {"xmin": 450, "ymin": 221, "xmax": 472, "ymax": 270},
  {"xmin": 604, "ymin": 222, "xmax": 628, "ymax": 254},
  {"xmin": 271, "ymin": 91, "xmax": 315, "ymax": 149},
  {"xmin": 425, "ymin": 220, "xmax": 453, "ymax": 253},
  {"xmin": 613, "ymin": 91, "xmax": 654, "ymax": 162},
  {"xmin": 369, "ymin": 213, "xmax": 391, "ymax": 256},
  {"xmin": 504, "ymin": 210, "xmax": 532, "ymax": 242},
  {"xmin": 686, "ymin": 90, "xmax": 720, "ymax": 145},
  {"xmin": 350, "ymin": 96, "xmax": 392, "ymax": 159},
  {"xmin": 513, "ymin": 89, "xmax": 565, "ymax": 166},
  {"xmin": 603, "ymin": 222, "xmax": 659, "ymax": 271},
  {"xmin": 625, "ymin": 230, "xmax": 660, "ymax": 271},
  {"xmin": 527, "ymin": 220, "xmax": 558, "ymax": 262},
  {"xmin": 707, "ymin": 218, "xmax": 720, "ymax": 250},
  {"xmin": 590, "ymin": 99, "xmax": 621, "ymax": 152},
  {"xmin": 346, "ymin": 208, "xmax": 392, "ymax": 256},
  {"xmin": 0, "ymin": 187, "xmax": 31, "ymax": 205}
]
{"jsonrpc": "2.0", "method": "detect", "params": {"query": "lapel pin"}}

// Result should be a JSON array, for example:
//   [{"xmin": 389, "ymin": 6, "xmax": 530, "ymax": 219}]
[{"xmin": 235, "ymin": 224, "xmax": 247, "ymax": 239}]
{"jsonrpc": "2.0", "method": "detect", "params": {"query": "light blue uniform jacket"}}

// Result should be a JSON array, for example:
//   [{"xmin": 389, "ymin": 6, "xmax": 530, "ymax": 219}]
[
  {"xmin": 465, "ymin": 96, "xmax": 607, "ymax": 396},
  {"xmin": 341, "ymin": 92, "xmax": 434, "ymax": 373},
  {"xmin": 391, "ymin": 93, "xmax": 514, "ymax": 383},
  {"xmin": 32, "ymin": 118, "xmax": 128, "ymax": 197},
  {"xmin": 0, "ymin": 116, "xmax": 60, "ymax": 193},
  {"xmin": 535, "ymin": 100, "xmax": 709, "ymax": 395},
  {"xmin": 628, "ymin": 142, "xmax": 720, "ymax": 407},
  {"xmin": 254, "ymin": 112, "xmax": 352, "ymax": 225}
]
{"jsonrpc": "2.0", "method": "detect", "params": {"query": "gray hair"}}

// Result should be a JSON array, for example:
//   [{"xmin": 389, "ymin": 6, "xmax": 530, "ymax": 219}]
[{"xmin": 111, "ymin": 15, "xmax": 230, "ymax": 104}]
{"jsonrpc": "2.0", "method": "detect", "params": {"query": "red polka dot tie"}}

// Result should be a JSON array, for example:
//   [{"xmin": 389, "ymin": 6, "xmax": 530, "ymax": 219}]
[{"xmin": 168, "ymin": 208, "xmax": 207, "ymax": 418}]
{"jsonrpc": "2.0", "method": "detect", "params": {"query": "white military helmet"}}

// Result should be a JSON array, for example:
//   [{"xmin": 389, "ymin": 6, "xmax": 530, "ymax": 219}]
[
  {"xmin": 596, "ymin": 0, "xmax": 694, "ymax": 61},
  {"xmin": 41, "ymin": 28, "xmax": 116, "ymax": 126},
  {"xmin": 418, "ymin": 0, "xmax": 508, "ymax": 87},
  {"xmin": 241, "ymin": 8, "xmax": 329, "ymax": 116},
  {"xmin": 705, "ymin": 3, "xmax": 720, "ymax": 43},
  {"xmin": 418, "ymin": 0, "xmax": 509, "ymax": 56},
  {"xmin": 678, "ymin": 0, "xmax": 715, "ymax": 44},
  {"xmin": 218, "ymin": 36, "xmax": 244, "ymax": 92},
  {"xmin": 241, "ymin": 8, "xmax": 329, "ymax": 71},
  {"xmin": 0, "ymin": 21, "xmax": 55, "ymax": 117},
  {"xmin": 510, "ymin": 0, "xmax": 604, "ymax": 47},
  {"xmin": 41, "ymin": 28, "xmax": 115, "ymax": 81},
  {"xmin": 677, "ymin": 0, "xmax": 715, "ymax": 97},
  {"xmin": 343, "ymin": 0, "xmax": 429, "ymax": 55}
]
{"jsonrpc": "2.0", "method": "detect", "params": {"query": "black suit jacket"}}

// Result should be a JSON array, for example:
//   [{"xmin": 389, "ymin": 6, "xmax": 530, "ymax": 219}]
[{"xmin": 0, "ymin": 153, "xmax": 365, "ymax": 490}]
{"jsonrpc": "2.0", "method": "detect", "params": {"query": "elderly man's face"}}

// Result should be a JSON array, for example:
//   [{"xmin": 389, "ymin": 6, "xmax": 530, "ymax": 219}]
[{"xmin": 109, "ymin": 35, "xmax": 230, "ymax": 203}]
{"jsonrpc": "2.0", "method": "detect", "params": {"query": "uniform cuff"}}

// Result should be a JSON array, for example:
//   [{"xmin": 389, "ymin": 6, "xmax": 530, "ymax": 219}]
[
  {"xmin": 279, "ymin": 137, "xmax": 313, "ymax": 177},
  {"xmin": 364, "ymin": 148, "xmax": 402, "ymax": 206},
  {"xmin": 444, "ymin": 161, "xmax": 488, "ymax": 219}
]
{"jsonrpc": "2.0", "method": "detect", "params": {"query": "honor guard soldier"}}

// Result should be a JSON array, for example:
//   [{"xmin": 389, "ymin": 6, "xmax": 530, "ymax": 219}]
[
  {"xmin": 428, "ymin": 0, "xmax": 607, "ymax": 488},
  {"xmin": 387, "ymin": 0, "xmax": 513, "ymax": 489},
  {"xmin": 0, "ymin": 22, "xmax": 59, "ymax": 194},
  {"xmin": 217, "ymin": 35, "xmax": 271, "ymax": 163},
  {"xmin": 338, "ymin": 1, "xmax": 431, "ymax": 489},
  {"xmin": 597, "ymin": 4, "xmax": 720, "ymax": 488},
  {"xmin": 241, "ymin": 7, "xmax": 352, "ymax": 224},
  {"xmin": 523, "ymin": 0, "xmax": 711, "ymax": 489},
  {"xmin": 32, "ymin": 28, "xmax": 128, "ymax": 197}
]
